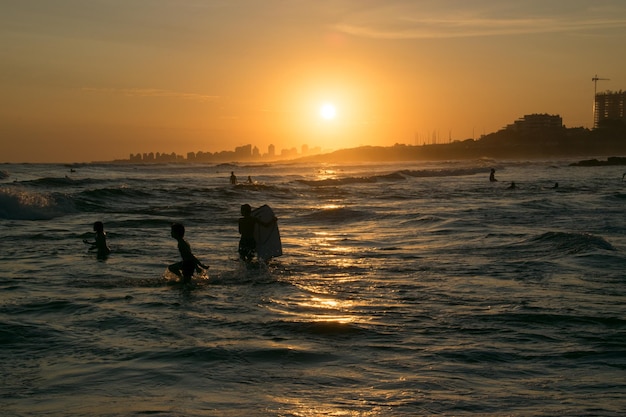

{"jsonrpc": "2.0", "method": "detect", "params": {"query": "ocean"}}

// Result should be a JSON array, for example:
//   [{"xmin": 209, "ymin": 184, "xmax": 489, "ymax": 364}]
[{"xmin": 1, "ymin": 159, "xmax": 625, "ymax": 416}]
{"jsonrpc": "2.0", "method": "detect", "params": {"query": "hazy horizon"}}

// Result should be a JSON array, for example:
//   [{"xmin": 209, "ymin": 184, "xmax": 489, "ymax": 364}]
[{"xmin": 2, "ymin": 1, "xmax": 625, "ymax": 163}]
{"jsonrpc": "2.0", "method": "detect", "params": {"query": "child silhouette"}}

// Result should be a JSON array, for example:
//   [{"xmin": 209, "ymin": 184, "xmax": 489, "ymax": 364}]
[
  {"xmin": 83, "ymin": 221, "xmax": 111, "ymax": 260},
  {"xmin": 168, "ymin": 223, "xmax": 209, "ymax": 284}
]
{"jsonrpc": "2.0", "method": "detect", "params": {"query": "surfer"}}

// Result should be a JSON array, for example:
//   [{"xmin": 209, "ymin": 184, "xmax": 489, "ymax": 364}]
[
  {"xmin": 247, "ymin": 175, "xmax": 253, "ymax": 184},
  {"xmin": 507, "ymin": 181, "xmax": 517, "ymax": 190},
  {"xmin": 230, "ymin": 171, "xmax": 237, "ymax": 185},
  {"xmin": 83, "ymin": 221, "xmax": 111, "ymax": 260},
  {"xmin": 238, "ymin": 204, "xmax": 277, "ymax": 263},
  {"xmin": 489, "ymin": 168, "xmax": 497, "ymax": 182},
  {"xmin": 168, "ymin": 223, "xmax": 209, "ymax": 284}
]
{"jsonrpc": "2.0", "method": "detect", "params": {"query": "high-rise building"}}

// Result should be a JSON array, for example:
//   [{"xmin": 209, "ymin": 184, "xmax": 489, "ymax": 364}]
[
  {"xmin": 234, "ymin": 144, "xmax": 252, "ymax": 159},
  {"xmin": 594, "ymin": 90, "xmax": 626, "ymax": 128}
]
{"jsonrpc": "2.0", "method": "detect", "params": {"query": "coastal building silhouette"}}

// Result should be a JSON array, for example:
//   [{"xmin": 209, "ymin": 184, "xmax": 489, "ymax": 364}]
[
  {"xmin": 594, "ymin": 90, "xmax": 626, "ymax": 128},
  {"xmin": 505, "ymin": 113, "xmax": 563, "ymax": 132},
  {"xmin": 234, "ymin": 144, "xmax": 252, "ymax": 159}
]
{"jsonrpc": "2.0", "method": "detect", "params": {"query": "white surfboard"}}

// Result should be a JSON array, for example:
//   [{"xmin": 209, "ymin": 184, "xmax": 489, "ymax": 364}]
[{"xmin": 252, "ymin": 204, "xmax": 282, "ymax": 261}]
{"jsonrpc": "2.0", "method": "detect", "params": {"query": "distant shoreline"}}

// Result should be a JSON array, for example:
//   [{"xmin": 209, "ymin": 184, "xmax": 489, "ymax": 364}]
[
  {"xmin": 569, "ymin": 157, "xmax": 626, "ymax": 166},
  {"xmin": 109, "ymin": 124, "xmax": 626, "ymax": 165},
  {"xmin": 3, "ymin": 126, "xmax": 625, "ymax": 165}
]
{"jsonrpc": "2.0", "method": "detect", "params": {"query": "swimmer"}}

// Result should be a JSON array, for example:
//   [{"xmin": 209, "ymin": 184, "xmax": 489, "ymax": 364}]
[{"xmin": 83, "ymin": 221, "xmax": 111, "ymax": 259}]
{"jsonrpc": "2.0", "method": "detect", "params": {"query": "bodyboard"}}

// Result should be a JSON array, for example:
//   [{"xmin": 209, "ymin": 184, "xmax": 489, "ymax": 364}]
[{"xmin": 252, "ymin": 204, "xmax": 282, "ymax": 261}]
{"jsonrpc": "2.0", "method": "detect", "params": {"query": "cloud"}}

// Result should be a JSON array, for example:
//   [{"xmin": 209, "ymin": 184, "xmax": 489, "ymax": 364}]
[
  {"xmin": 333, "ymin": 4, "xmax": 626, "ymax": 40},
  {"xmin": 81, "ymin": 87, "xmax": 219, "ymax": 102}
]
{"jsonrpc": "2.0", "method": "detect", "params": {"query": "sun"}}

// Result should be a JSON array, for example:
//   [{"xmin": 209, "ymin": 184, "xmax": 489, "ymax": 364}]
[{"xmin": 319, "ymin": 103, "xmax": 337, "ymax": 120}]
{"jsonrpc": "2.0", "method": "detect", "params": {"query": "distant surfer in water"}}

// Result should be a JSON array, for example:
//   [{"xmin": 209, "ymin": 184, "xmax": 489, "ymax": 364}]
[
  {"xmin": 507, "ymin": 181, "xmax": 517, "ymax": 190},
  {"xmin": 489, "ymin": 168, "xmax": 497, "ymax": 182},
  {"xmin": 168, "ymin": 223, "xmax": 209, "ymax": 284},
  {"xmin": 230, "ymin": 171, "xmax": 237, "ymax": 185},
  {"xmin": 83, "ymin": 221, "xmax": 111, "ymax": 260},
  {"xmin": 238, "ymin": 204, "xmax": 276, "ymax": 263}
]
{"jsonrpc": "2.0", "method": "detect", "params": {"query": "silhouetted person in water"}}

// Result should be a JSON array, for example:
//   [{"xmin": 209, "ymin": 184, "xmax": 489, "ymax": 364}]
[
  {"xmin": 238, "ymin": 204, "xmax": 276, "ymax": 263},
  {"xmin": 247, "ymin": 175, "xmax": 253, "ymax": 184},
  {"xmin": 168, "ymin": 223, "xmax": 208, "ymax": 284},
  {"xmin": 507, "ymin": 181, "xmax": 517, "ymax": 190},
  {"xmin": 83, "ymin": 221, "xmax": 111, "ymax": 260},
  {"xmin": 552, "ymin": 182, "xmax": 559, "ymax": 189},
  {"xmin": 489, "ymin": 168, "xmax": 497, "ymax": 182},
  {"xmin": 230, "ymin": 171, "xmax": 237, "ymax": 185}
]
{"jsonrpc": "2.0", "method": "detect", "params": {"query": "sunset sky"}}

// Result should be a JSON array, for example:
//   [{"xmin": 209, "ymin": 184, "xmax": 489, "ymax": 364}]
[{"xmin": 1, "ymin": 0, "xmax": 625, "ymax": 163}]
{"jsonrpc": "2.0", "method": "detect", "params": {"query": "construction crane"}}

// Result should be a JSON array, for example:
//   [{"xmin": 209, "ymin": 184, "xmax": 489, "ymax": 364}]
[
  {"xmin": 592, "ymin": 74, "xmax": 610, "ymax": 96},
  {"xmin": 592, "ymin": 74, "xmax": 610, "ymax": 128}
]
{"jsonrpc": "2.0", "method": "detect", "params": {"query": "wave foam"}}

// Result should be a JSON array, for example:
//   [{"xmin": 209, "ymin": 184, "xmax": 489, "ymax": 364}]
[{"xmin": 0, "ymin": 187, "xmax": 74, "ymax": 220}]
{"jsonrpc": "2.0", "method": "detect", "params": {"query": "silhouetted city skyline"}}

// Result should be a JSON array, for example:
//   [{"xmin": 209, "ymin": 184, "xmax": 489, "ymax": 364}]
[{"xmin": 119, "ymin": 109, "xmax": 626, "ymax": 164}]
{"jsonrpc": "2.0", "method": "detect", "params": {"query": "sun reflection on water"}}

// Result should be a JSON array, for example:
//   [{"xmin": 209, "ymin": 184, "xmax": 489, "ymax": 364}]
[
  {"xmin": 314, "ymin": 168, "xmax": 338, "ymax": 181},
  {"xmin": 318, "ymin": 203, "xmax": 342, "ymax": 210},
  {"xmin": 269, "ymin": 293, "xmax": 361, "ymax": 325},
  {"xmin": 300, "ymin": 297, "xmax": 356, "ymax": 324},
  {"xmin": 272, "ymin": 397, "xmax": 376, "ymax": 417}
]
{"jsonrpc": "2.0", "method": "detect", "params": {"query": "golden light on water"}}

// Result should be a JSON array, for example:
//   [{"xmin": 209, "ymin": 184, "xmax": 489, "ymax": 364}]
[
  {"xmin": 269, "ymin": 292, "xmax": 360, "ymax": 325},
  {"xmin": 314, "ymin": 169, "xmax": 338, "ymax": 181},
  {"xmin": 272, "ymin": 397, "xmax": 369, "ymax": 417},
  {"xmin": 301, "ymin": 296, "xmax": 357, "ymax": 325},
  {"xmin": 302, "ymin": 296, "xmax": 353, "ymax": 311}
]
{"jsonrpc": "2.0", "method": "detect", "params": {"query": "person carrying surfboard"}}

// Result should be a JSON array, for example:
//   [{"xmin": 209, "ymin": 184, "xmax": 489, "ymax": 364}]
[
  {"xmin": 238, "ymin": 204, "xmax": 277, "ymax": 263},
  {"xmin": 168, "ymin": 223, "xmax": 209, "ymax": 284}
]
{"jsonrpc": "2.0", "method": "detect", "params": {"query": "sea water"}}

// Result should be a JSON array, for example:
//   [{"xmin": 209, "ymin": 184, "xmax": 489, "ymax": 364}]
[{"xmin": 1, "ymin": 159, "xmax": 625, "ymax": 416}]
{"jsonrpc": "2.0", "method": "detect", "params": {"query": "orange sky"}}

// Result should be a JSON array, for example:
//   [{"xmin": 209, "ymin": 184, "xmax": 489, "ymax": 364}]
[{"xmin": 1, "ymin": 1, "xmax": 625, "ymax": 162}]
